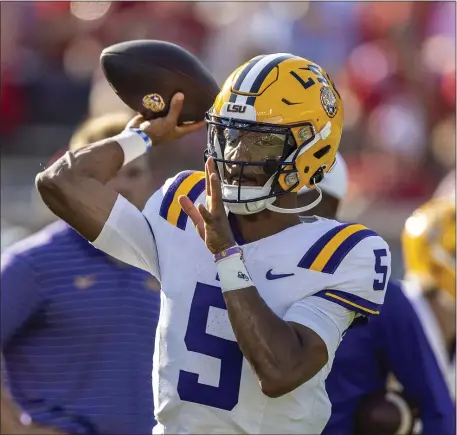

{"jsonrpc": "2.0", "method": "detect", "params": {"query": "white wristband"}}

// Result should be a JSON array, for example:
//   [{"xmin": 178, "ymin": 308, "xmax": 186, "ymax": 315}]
[
  {"xmin": 216, "ymin": 254, "xmax": 254, "ymax": 292},
  {"xmin": 114, "ymin": 128, "xmax": 152, "ymax": 165}
]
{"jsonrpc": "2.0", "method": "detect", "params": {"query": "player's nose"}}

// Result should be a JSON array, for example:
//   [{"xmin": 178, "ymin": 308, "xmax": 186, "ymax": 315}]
[{"xmin": 225, "ymin": 141, "xmax": 251, "ymax": 162}]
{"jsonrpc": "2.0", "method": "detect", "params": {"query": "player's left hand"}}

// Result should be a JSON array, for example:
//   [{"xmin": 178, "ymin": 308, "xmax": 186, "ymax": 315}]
[{"xmin": 179, "ymin": 157, "xmax": 236, "ymax": 254}]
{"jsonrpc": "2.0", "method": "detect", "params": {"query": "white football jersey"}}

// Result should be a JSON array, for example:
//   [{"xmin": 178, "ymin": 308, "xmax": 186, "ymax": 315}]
[{"xmin": 93, "ymin": 170, "xmax": 391, "ymax": 434}]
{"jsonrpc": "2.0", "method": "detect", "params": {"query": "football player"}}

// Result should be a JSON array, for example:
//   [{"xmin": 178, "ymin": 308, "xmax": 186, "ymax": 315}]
[
  {"xmin": 402, "ymin": 198, "xmax": 456, "ymax": 399},
  {"xmin": 35, "ymin": 54, "xmax": 391, "ymax": 434},
  {"xmin": 298, "ymin": 158, "xmax": 455, "ymax": 435}
]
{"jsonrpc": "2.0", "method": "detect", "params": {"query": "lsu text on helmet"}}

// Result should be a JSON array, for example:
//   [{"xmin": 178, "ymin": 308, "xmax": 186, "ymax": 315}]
[
  {"xmin": 402, "ymin": 198, "xmax": 456, "ymax": 298},
  {"xmin": 206, "ymin": 53, "xmax": 344, "ymax": 214},
  {"xmin": 205, "ymin": 53, "xmax": 344, "ymax": 215}
]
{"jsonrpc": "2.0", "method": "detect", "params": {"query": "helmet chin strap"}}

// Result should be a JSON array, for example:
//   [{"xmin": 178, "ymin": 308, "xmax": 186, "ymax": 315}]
[
  {"xmin": 224, "ymin": 184, "xmax": 323, "ymax": 215},
  {"xmin": 266, "ymin": 184, "xmax": 322, "ymax": 214}
]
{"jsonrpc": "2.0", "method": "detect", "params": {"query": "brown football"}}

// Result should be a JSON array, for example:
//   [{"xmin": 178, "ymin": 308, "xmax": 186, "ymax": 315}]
[
  {"xmin": 354, "ymin": 390, "xmax": 417, "ymax": 435},
  {"xmin": 100, "ymin": 40, "xmax": 220, "ymax": 125}
]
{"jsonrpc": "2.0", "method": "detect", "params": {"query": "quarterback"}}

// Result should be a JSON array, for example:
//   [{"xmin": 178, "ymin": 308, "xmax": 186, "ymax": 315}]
[{"xmin": 36, "ymin": 53, "xmax": 391, "ymax": 434}]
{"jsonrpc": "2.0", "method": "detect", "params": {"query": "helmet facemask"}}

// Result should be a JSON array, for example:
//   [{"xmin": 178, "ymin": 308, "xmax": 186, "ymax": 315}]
[{"xmin": 205, "ymin": 112, "xmax": 330, "ymax": 215}]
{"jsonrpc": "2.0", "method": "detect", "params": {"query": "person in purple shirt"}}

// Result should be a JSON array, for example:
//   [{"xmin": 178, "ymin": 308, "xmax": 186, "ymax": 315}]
[
  {"xmin": 1, "ymin": 114, "xmax": 161, "ymax": 435},
  {"xmin": 298, "ymin": 153, "xmax": 455, "ymax": 435}
]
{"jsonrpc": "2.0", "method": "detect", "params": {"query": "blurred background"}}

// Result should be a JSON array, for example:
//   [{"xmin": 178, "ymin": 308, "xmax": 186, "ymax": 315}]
[{"xmin": 1, "ymin": 1, "xmax": 455, "ymax": 278}]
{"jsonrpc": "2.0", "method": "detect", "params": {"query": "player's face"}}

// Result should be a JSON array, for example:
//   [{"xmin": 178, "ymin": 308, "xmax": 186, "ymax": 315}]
[
  {"xmin": 222, "ymin": 129, "xmax": 285, "ymax": 187},
  {"xmin": 107, "ymin": 156, "xmax": 155, "ymax": 209}
]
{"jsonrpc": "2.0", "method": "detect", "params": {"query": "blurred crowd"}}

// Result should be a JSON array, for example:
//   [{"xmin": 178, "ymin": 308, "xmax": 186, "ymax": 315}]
[{"xmin": 1, "ymin": 1, "xmax": 455, "ymax": 271}]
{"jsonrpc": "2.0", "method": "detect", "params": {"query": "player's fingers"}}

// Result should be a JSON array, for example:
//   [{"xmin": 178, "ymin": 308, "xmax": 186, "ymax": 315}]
[
  {"xmin": 166, "ymin": 93, "xmax": 185, "ymax": 125},
  {"xmin": 179, "ymin": 196, "xmax": 206, "ymax": 239},
  {"xmin": 178, "ymin": 195, "xmax": 203, "ymax": 227},
  {"xmin": 208, "ymin": 160, "xmax": 223, "ymax": 213},
  {"xmin": 175, "ymin": 120, "xmax": 205, "ymax": 137},
  {"xmin": 210, "ymin": 173, "xmax": 223, "ymax": 208},
  {"xmin": 197, "ymin": 203, "xmax": 213, "ymax": 223},
  {"xmin": 205, "ymin": 158, "xmax": 211, "ymax": 197},
  {"xmin": 126, "ymin": 114, "xmax": 145, "ymax": 129}
]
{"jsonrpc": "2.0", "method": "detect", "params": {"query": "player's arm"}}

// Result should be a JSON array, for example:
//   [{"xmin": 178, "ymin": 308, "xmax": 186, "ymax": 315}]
[
  {"xmin": 224, "ymin": 287, "xmax": 355, "ymax": 397},
  {"xmin": 36, "ymin": 94, "xmax": 203, "ymax": 272},
  {"xmin": 375, "ymin": 281, "xmax": 455, "ymax": 435},
  {"xmin": 35, "ymin": 93, "xmax": 202, "ymax": 242},
  {"xmin": 221, "ymin": 238, "xmax": 390, "ymax": 397}
]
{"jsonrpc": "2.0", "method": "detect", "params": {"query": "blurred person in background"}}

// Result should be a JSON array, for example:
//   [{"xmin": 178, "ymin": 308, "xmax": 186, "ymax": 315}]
[
  {"xmin": 298, "ymin": 155, "xmax": 455, "ymax": 435},
  {"xmin": 1, "ymin": 113, "xmax": 160, "ymax": 435},
  {"xmin": 401, "ymin": 197, "xmax": 456, "ymax": 400},
  {"xmin": 433, "ymin": 170, "xmax": 456, "ymax": 200}
]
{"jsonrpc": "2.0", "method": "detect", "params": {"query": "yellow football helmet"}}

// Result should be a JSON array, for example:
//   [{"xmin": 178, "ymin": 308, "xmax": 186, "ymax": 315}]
[
  {"xmin": 205, "ymin": 53, "xmax": 344, "ymax": 215},
  {"xmin": 402, "ymin": 198, "xmax": 456, "ymax": 297}
]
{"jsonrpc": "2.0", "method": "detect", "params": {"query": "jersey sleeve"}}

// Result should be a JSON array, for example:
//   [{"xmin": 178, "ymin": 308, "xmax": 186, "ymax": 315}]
[
  {"xmin": 92, "ymin": 194, "xmax": 161, "ymax": 278},
  {"xmin": 92, "ymin": 170, "xmax": 206, "ymax": 278},
  {"xmin": 307, "ymin": 227, "xmax": 391, "ymax": 319},
  {"xmin": 283, "ymin": 296, "xmax": 355, "ymax": 358}
]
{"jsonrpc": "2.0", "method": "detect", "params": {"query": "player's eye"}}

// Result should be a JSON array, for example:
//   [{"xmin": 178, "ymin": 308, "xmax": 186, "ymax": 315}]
[
  {"xmin": 254, "ymin": 134, "xmax": 284, "ymax": 148},
  {"xmin": 224, "ymin": 128, "xmax": 240, "ymax": 144}
]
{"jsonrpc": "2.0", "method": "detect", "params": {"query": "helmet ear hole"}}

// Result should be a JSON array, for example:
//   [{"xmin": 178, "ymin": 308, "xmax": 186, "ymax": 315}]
[
  {"xmin": 310, "ymin": 167, "xmax": 325, "ymax": 185},
  {"xmin": 313, "ymin": 144, "xmax": 331, "ymax": 159}
]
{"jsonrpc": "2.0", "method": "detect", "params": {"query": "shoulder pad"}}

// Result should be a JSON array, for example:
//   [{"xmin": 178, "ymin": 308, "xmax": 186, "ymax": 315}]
[
  {"xmin": 298, "ymin": 222, "xmax": 379, "ymax": 274},
  {"xmin": 303, "ymin": 224, "xmax": 391, "ymax": 317},
  {"xmin": 158, "ymin": 171, "xmax": 205, "ymax": 230}
]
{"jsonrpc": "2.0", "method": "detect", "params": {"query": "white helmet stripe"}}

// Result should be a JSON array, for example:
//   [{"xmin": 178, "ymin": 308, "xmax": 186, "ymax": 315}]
[{"xmin": 234, "ymin": 53, "xmax": 295, "ymax": 105}]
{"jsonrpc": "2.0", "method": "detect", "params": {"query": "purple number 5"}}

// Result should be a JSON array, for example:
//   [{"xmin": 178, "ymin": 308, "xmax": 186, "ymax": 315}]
[
  {"xmin": 373, "ymin": 249, "xmax": 388, "ymax": 291},
  {"xmin": 177, "ymin": 282, "xmax": 243, "ymax": 410}
]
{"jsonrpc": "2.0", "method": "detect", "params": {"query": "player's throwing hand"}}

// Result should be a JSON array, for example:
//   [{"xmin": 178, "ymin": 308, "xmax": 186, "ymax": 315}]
[
  {"xmin": 179, "ymin": 157, "xmax": 236, "ymax": 254},
  {"xmin": 127, "ymin": 93, "xmax": 205, "ymax": 145}
]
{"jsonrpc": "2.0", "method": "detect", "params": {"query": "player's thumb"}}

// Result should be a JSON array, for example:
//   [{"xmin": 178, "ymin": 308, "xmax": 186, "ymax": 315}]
[
  {"xmin": 126, "ymin": 114, "xmax": 144, "ymax": 129},
  {"xmin": 167, "ymin": 92, "xmax": 184, "ymax": 124}
]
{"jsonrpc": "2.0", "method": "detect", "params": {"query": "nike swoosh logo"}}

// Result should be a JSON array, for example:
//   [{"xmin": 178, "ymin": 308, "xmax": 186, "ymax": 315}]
[{"xmin": 266, "ymin": 269, "xmax": 295, "ymax": 280}]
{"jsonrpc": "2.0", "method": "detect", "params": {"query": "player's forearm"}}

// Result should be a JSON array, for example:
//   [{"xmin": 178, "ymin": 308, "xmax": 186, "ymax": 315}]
[
  {"xmin": 36, "ymin": 140, "xmax": 124, "ymax": 241},
  {"xmin": 40, "ymin": 138, "xmax": 125, "ymax": 185},
  {"xmin": 224, "ymin": 288, "xmax": 325, "ymax": 397}
]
